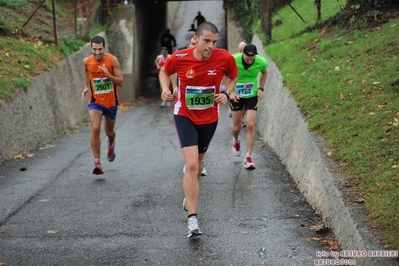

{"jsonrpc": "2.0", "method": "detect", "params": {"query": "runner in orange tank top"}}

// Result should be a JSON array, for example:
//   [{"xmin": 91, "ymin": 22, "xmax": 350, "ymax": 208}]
[{"xmin": 81, "ymin": 36, "xmax": 124, "ymax": 175}]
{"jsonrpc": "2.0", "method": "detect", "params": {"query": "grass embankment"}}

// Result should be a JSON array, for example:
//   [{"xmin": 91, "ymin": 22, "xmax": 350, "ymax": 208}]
[
  {"xmin": 0, "ymin": 0, "xmax": 84, "ymax": 102},
  {"xmin": 267, "ymin": 0, "xmax": 399, "ymax": 249}
]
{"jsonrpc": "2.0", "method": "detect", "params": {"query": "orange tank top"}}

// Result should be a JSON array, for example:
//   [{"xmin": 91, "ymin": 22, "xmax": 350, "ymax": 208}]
[{"xmin": 87, "ymin": 53, "xmax": 119, "ymax": 108}]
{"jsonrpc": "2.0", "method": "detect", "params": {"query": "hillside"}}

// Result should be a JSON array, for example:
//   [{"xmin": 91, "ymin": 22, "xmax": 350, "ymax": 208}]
[
  {"xmin": 267, "ymin": 0, "xmax": 399, "ymax": 252},
  {"xmin": 0, "ymin": 0, "xmax": 78, "ymax": 102}
]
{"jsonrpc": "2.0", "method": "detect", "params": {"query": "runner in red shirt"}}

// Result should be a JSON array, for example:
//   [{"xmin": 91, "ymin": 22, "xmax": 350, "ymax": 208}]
[{"xmin": 159, "ymin": 22, "xmax": 238, "ymax": 238}]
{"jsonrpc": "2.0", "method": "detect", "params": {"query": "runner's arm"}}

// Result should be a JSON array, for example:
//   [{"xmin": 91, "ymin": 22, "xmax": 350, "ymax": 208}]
[
  {"xmin": 159, "ymin": 68, "xmax": 174, "ymax": 101},
  {"xmin": 81, "ymin": 58, "xmax": 90, "ymax": 102}
]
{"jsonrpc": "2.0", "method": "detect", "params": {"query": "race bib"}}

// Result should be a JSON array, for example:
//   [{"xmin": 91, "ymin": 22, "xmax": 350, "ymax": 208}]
[
  {"xmin": 93, "ymin": 77, "xmax": 113, "ymax": 94},
  {"xmin": 235, "ymin": 82, "xmax": 254, "ymax": 97},
  {"xmin": 185, "ymin": 86, "xmax": 215, "ymax": 110}
]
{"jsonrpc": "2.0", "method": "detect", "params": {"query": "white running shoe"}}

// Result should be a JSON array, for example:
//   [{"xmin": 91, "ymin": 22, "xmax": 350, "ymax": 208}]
[
  {"xmin": 187, "ymin": 215, "xmax": 202, "ymax": 238},
  {"xmin": 201, "ymin": 163, "xmax": 207, "ymax": 176},
  {"xmin": 228, "ymin": 109, "xmax": 232, "ymax": 117},
  {"xmin": 161, "ymin": 101, "xmax": 166, "ymax": 107},
  {"xmin": 166, "ymin": 101, "xmax": 172, "ymax": 107},
  {"xmin": 244, "ymin": 156, "xmax": 255, "ymax": 170}
]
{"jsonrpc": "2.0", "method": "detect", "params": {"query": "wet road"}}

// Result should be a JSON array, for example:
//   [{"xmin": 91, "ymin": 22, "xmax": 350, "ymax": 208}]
[
  {"xmin": 0, "ymin": 95, "xmax": 328, "ymax": 265},
  {"xmin": 171, "ymin": 1, "xmax": 226, "ymax": 49}
]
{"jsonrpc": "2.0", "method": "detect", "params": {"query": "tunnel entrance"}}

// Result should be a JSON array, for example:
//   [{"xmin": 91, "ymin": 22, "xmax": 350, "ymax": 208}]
[{"xmin": 133, "ymin": 1, "xmax": 227, "ymax": 98}]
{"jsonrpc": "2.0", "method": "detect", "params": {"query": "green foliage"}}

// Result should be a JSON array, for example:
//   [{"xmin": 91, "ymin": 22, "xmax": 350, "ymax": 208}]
[
  {"xmin": 224, "ymin": 0, "xmax": 260, "ymax": 42},
  {"xmin": 0, "ymin": 0, "xmax": 26, "ymax": 8},
  {"xmin": 58, "ymin": 35, "xmax": 85, "ymax": 56},
  {"xmin": 89, "ymin": 24, "xmax": 109, "ymax": 39},
  {"xmin": 0, "ymin": 17, "xmax": 14, "ymax": 35},
  {"xmin": 14, "ymin": 76, "xmax": 31, "ymax": 91},
  {"xmin": 267, "ymin": 2, "xmax": 399, "ymax": 249}
]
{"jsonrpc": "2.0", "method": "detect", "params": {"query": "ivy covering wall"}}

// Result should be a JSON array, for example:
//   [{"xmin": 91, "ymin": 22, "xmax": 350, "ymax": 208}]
[{"xmin": 224, "ymin": 0, "xmax": 260, "ymax": 42}]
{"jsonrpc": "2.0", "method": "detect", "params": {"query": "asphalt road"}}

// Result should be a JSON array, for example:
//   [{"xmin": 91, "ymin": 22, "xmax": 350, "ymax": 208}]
[{"xmin": 0, "ymin": 94, "xmax": 330, "ymax": 266}]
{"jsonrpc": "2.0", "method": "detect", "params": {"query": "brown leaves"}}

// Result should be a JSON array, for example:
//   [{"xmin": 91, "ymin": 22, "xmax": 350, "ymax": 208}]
[{"xmin": 13, "ymin": 153, "xmax": 35, "ymax": 159}]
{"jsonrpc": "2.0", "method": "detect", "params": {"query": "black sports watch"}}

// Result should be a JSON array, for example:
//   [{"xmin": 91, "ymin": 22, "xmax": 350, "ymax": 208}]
[{"xmin": 258, "ymin": 87, "xmax": 264, "ymax": 92}]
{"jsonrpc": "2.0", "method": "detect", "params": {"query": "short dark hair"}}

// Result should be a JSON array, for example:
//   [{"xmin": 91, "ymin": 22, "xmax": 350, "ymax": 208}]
[
  {"xmin": 195, "ymin": 22, "xmax": 219, "ymax": 37},
  {"xmin": 91, "ymin": 36, "xmax": 105, "ymax": 47}
]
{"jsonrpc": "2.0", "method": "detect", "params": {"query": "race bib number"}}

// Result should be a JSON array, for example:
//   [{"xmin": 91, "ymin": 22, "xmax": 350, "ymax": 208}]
[
  {"xmin": 235, "ymin": 82, "xmax": 254, "ymax": 97},
  {"xmin": 93, "ymin": 77, "xmax": 113, "ymax": 94},
  {"xmin": 185, "ymin": 86, "xmax": 215, "ymax": 110}
]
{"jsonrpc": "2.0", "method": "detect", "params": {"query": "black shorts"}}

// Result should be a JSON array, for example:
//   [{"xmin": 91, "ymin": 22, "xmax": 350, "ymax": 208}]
[
  {"xmin": 229, "ymin": 96, "xmax": 258, "ymax": 111},
  {"xmin": 174, "ymin": 115, "xmax": 218, "ymax": 154}
]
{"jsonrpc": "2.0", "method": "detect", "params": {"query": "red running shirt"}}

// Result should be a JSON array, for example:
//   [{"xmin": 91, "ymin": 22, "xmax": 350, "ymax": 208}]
[
  {"xmin": 163, "ymin": 47, "xmax": 238, "ymax": 125},
  {"xmin": 157, "ymin": 54, "xmax": 171, "ymax": 75}
]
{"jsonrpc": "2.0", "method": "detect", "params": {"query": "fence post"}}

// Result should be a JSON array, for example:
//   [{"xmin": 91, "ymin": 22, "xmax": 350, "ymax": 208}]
[{"xmin": 52, "ymin": 0, "xmax": 58, "ymax": 45}]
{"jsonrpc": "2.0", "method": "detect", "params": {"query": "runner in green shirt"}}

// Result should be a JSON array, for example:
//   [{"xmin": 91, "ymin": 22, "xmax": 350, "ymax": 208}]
[{"xmin": 229, "ymin": 44, "xmax": 268, "ymax": 169}]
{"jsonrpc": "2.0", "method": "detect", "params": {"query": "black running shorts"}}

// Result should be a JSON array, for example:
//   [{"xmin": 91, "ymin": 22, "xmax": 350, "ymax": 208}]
[
  {"xmin": 174, "ymin": 115, "xmax": 218, "ymax": 154},
  {"xmin": 229, "ymin": 96, "xmax": 258, "ymax": 112}
]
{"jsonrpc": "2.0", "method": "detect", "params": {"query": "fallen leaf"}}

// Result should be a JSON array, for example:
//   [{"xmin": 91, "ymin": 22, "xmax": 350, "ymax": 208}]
[
  {"xmin": 39, "ymin": 144, "xmax": 56, "ymax": 150},
  {"xmin": 38, "ymin": 199, "xmax": 49, "ymax": 203},
  {"xmin": 13, "ymin": 154, "xmax": 25, "ymax": 159}
]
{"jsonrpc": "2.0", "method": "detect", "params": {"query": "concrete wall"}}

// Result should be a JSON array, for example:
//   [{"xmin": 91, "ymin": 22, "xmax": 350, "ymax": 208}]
[
  {"xmin": 252, "ymin": 34, "xmax": 386, "ymax": 265},
  {"xmin": 226, "ymin": 5, "xmax": 244, "ymax": 54},
  {"xmin": 107, "ymin": 6, "xmax": 136, "ymax": 103}
]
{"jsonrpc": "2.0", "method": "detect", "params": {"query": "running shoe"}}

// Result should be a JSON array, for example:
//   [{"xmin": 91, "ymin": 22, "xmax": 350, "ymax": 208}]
[
  {"xmin": 228, "ymin": 109, "xmax": 232, "ymax": 118},
  {"xmin": 201, "ymin": 163, "xmax": 207, "ymax": 176},
  {"xmin": 92, "ymin": 160, "xmax": 104, "ymax": 175},
  {"xmin": 242, "ymin": 120, "xmax": 246, "ymax": 127},
  {"xmin": 232, "ymin": 138, "xmax": 241, "ymax": 157},
  {"xmin": 166, "ymin": 101, "xmax": 172, "ymax": 107},
  {"xmin": 161, "ymin": 101, "xmax": 166, "ymax": 107},
  {"xmin": 187, "ymin": 215, "xmax": 202, "ymax": 238},
  {"xmin": 107, "ymin": 141, "xmax": 116, "ymax": 162},
  {"xmin": 183, "ymin": 162, "xmax": 207, "ymax": 176},
  {"xmin": 244, "ymin": 156, "xmax": 255, "ymax": 170},
  {"xmin": 182, "ymin": 198, "xmax": 188, "ymax": 211}
]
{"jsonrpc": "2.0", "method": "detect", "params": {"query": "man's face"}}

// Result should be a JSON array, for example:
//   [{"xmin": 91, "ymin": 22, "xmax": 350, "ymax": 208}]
[
  {"xmin": 194, "ymin": 30, "xmax": 218, "ymax": 59},
  {"xmin": 161, "ymin": 49, "xmax": 168, "ymax": 56},
  {"xmin": 91, "ymin": 42, "xmax": 105, "ymax": 61},
  {"xmin": 188, "ymin": 37, "xmax": 197, "ymax": 48},
  {"xmin": 243, "ymin": 54, "xmax": 255, "ymax": 65}
]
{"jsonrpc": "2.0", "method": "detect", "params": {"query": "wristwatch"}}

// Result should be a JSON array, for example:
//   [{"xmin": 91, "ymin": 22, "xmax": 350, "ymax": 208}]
[
  {"xmin": 258, "ymin": 87, "xmax": 264, "ymax": 92},
  {"xmin": 221, "ymin": 90, "xmax": 230, "ymax": 99}
]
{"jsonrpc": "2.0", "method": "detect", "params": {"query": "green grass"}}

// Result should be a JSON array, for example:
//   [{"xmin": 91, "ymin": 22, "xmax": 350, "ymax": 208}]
[
  {"xmin": 266, "ymin": 0, "xmax": 399, "ymax": 250},
  {"xmin": 0, "ymin": 0, "xmax": 93, "ymax": 102},
  {"xmin": 0, "ymin": 0, "xmax": 26, "ymax": 8},
  {"xmin": 271, "ymin": 0, "xmax": 344, "ymax": 42}
]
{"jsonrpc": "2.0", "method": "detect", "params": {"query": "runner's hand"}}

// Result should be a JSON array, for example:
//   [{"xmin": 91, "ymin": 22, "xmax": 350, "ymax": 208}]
[
  {"xmin": 229, "ymin": 91, "xmax": 240, "ymax": 103},
  {"xmin": 258, "ymin": 90, "xmax": 264, "ymax": 100},
  {"xmin": 161, "ymin": 88, "xmax": 173, "ymax": 101},
  {"xmin": 215, "ymin": 93, "xmax": 228, "ymax": 106},
  {"xmin": 81, "ymin": 88, "xmax": 89, "ymax": 102}
]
